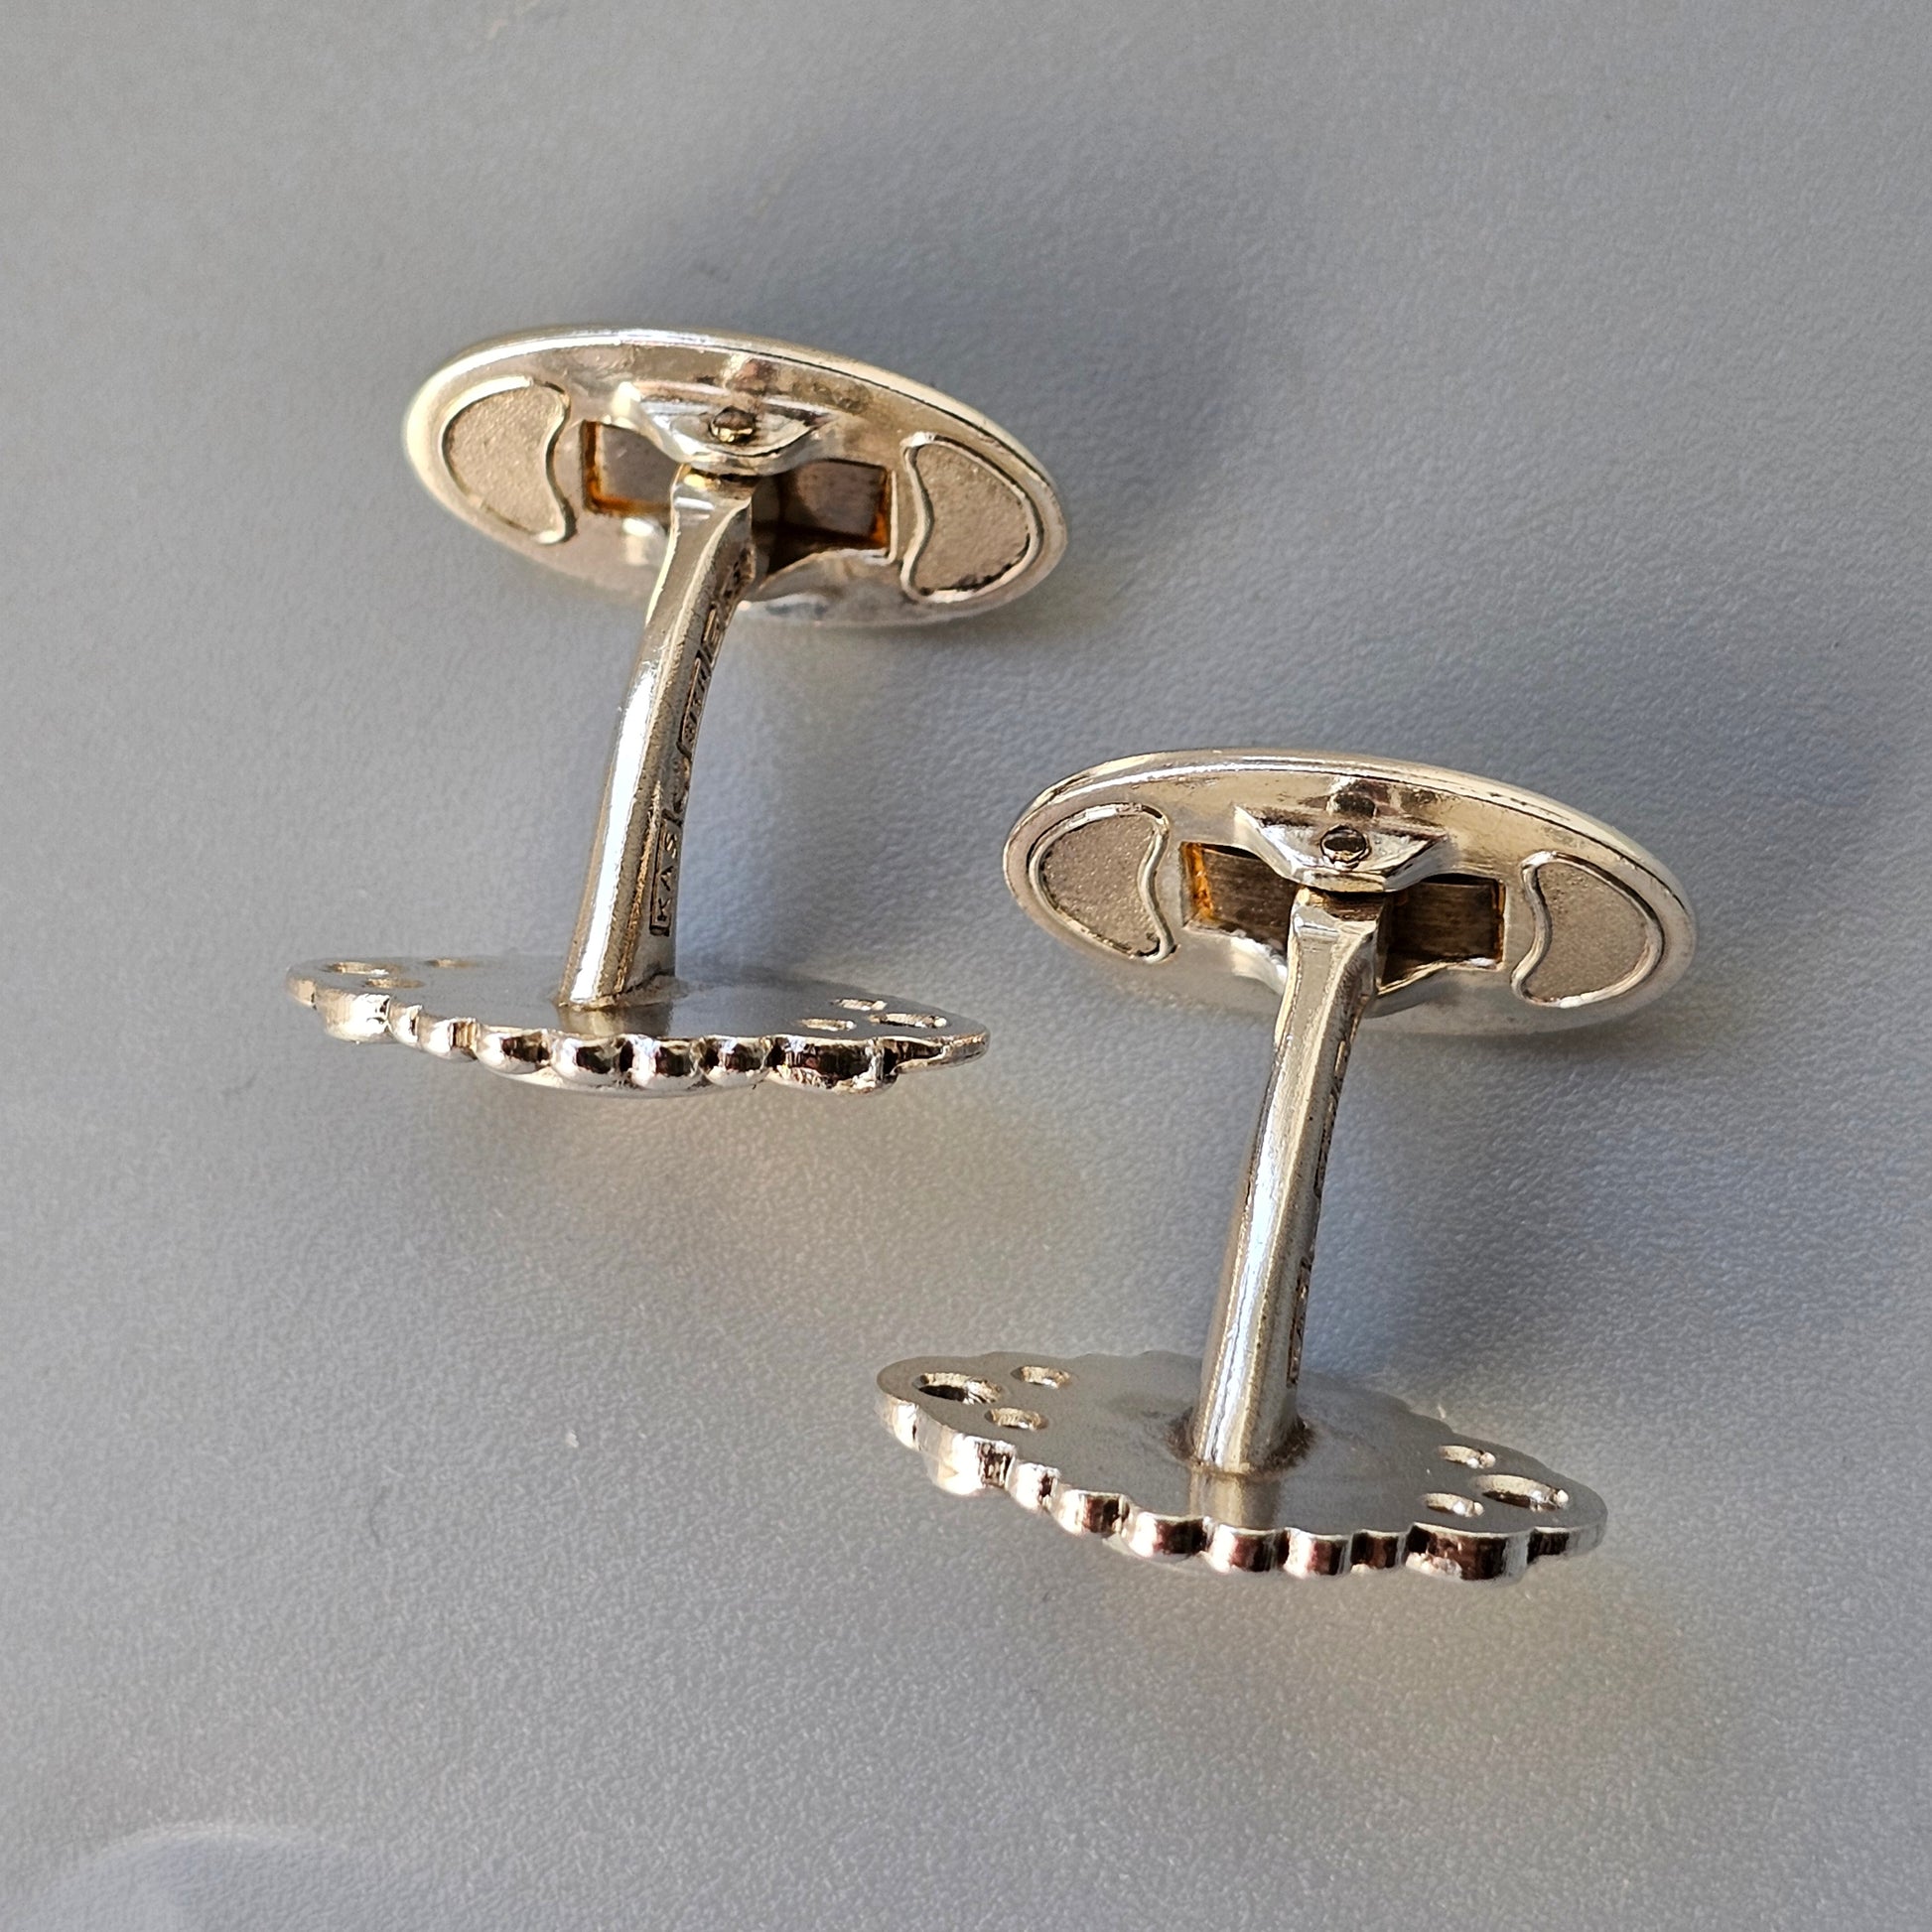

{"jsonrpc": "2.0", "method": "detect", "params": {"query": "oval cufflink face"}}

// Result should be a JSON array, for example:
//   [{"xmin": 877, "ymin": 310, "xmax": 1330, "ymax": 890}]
[
  {"xmin": 1006, "ymin": 751, "xmax": 1695, "ymax": 1033},
  {"xmin": 405, "ymin": 328, "xmax": 1065, "ymax": 624}
]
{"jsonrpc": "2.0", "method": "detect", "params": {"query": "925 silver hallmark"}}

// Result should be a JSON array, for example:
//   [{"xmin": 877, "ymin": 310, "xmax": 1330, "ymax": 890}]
[
  {"xmin": 288, "ymin": 328, "xmax": 1064, "ymax": 1095},
  {"xmin": 881, "ymin": 750, "xmax": 1694, "ymax": 1579}
]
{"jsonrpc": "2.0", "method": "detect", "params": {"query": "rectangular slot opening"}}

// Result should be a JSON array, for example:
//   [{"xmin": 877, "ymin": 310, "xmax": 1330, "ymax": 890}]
[
  {"xmin": 762, "ymin": 459, "xmax": 892, "ymax": 572},
  {"xmin": 581, "ymin": 427, "xmax": 890, "ymax": 575},
  {"xmin": 1181, "ymin": 843, "xmax": 1503, "ymax": 989},
  {"xmin": 1382, "ymin": 874, "xmax": 1503, "ymax": 983},
  {"xmin": 582, "ymin": 421, "xmax": 677, "ymax": 519}
]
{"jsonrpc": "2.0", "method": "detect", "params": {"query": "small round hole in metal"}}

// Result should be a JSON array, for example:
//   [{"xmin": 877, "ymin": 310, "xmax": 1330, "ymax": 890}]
[
  {"xmin": 1013, "ymin": 1365, "xmax": 1070, "ymax": 1389},
  {"xmin": 989, "ymin": 1407, "xmax": 1046, "ymax": 1433},
  {"xmin": 1475, "ymin": 1473, "xmax": 1568, "ymax": 1511},
  {"xmin": 915, "ymin": 1372, "xmax": 1001, "ymax": 1406}
]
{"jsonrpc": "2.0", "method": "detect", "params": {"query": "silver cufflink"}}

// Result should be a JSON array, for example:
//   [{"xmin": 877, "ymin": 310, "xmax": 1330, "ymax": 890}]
[
  {"xmin": 881, "ymin": 749, "xmax": 1694, "ymax": 1580},
  {"xmin": 287, "ymin": 327, "xmax": 1064, "ymax": 1095}
]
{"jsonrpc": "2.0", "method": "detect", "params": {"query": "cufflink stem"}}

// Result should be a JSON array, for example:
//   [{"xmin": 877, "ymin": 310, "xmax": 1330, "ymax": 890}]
[
  {"xmin": 1193, "ymin": 888, "xmax": 1381, "ymax": 1473},
  {"xmin": 561, "ymin": 468, "xmax": 759, "ymax": 1006},
  {"xmin": 880, "ymin": 750, "xmax": 1696, "ymax": 1578},
  {"xmin": 288, "ymin": 327, "xmax": 1066, "ymax": 1097}
]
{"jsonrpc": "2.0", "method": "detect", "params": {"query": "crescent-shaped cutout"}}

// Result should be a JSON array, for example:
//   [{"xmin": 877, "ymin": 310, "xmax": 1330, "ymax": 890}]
[
  {"xmin": 442, "ymin": 379, "xmax": 572, "ymax": 543},
  {"xmin": 1029, "ymin": 805, "xmax": 1173, "ymax": 960},
  {"xmin": 1515, "ymin": 856, "xmax": 1664, "ymax": 1008},
  {"xmin": 903, "ymin": 438, "xmax": 1040, "ymax": 599}
]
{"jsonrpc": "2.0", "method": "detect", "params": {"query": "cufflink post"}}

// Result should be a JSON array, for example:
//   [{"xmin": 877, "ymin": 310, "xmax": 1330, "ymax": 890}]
[
  {"xmin": 289, "ymin": 328, "xmax": 1064, "ymax": 1097},
  {"xmin": 882, "ymin": 749, "xmax": 1695, "ymax": 1579}
]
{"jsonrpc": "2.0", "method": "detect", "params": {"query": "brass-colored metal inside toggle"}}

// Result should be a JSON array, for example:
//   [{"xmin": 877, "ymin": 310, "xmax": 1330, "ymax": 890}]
[
  {"xmin": 583, "ymin": 422, "xmax": 892, "ymax": 573},
  {"xmin": 1183, "ymin": 842, "xmax": 1504, "ymax": 995}
]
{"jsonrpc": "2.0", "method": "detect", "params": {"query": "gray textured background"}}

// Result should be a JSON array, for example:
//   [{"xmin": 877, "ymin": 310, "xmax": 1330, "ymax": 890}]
[{"xmin": 4, "ymin": 4, "xmax": 1929, "ymax": 1927}]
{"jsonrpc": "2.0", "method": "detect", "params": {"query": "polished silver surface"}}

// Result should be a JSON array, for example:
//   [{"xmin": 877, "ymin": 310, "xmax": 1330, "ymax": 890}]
[
  {"xmin": 403, "ymin": 326, "xmax": 1065, "ymax": 621},
  {"xmin": 287, "ymin": 958, "xmax": 984, "ymax": 1095},
  {"xmin": 290, "ymin": 328, "xmax": 1063, "ymax": 1089},
  {"xmin": 883, "ymin": 749, "xmax": 1692, "ymax": 1579},
  {"xmin": 879, "ymin": 1353, "xmax": 1602, "ymax": 1581},
  {"xmin": 18, "ymin": 8, "xmax": 1931, "ymax": 1921},
  {"xmin": 561, "ymin": 471, "xmax": 758, "ymax": 1003},
  {"xmin": 1192, "ymin": 890, "xmax": 1379, "ymax": 1472},
  {"xmin": 1007, "ymin": 749, "xmax": 1693, "ymax": 1031}
]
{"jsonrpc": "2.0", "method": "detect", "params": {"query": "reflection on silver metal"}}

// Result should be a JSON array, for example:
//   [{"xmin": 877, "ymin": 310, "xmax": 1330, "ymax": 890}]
[
  {"xmin": 1006, "ymin": 750, "xmax": 1692, "ymax": 1030},
  {"xmin": 289, "ymin": 328, "xmax": 1062, "ymax": 1094},
  {"xmin": 882, "ymin": 750, "xmax": 1694, "ymax": 1579},
  {"xmin": 404, "ymin": 327, "xmax": 1063, "ymax": 619},
  {"xmin": 879, "ymin": 1355, "xmax": 1601, "ymax": 1580},
  {"xmin": 287, "ymin": 960, "xmax": 984, "ymax": 1095},
  {"xmin": 561, "ymin": 471, "xmax": 757, "ymax": 1004},
  {"xmin": 1192, "ymin": 891, "xmax": 1379, "ymax": 1473}
]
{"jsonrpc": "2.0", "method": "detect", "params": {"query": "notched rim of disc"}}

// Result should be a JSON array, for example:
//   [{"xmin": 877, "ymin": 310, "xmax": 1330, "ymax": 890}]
[
  {"xmin": 286, "ymin": 956, "xmax": 987, "ymax": 1095},
  {"xmin": 878, "ymin": 1350, "xmax": 1605, "ymax": 1582},
  {"xmin": 405, "ymin": 327, "xmax": 1066, "ymax": 623},
  {"xmin": 1005, "ymin": 750, "xmax": 1695, "ymax": 1034}
]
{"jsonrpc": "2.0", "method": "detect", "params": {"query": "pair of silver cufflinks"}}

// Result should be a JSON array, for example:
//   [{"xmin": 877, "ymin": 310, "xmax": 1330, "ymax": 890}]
[{"xmin": 289, "ymin": 328, "xmax": 1695, "ymax": 1584}]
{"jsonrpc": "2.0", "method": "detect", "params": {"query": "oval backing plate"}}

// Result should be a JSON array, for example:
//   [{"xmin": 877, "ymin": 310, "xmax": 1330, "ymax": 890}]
[
  {"xmin": 1006, "ymin": 751, "xmax": 1695, "ymax": 1033},
  {"xmin": 405, "ymin": 328, "xmax": 1065, "ymax": 624}
]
